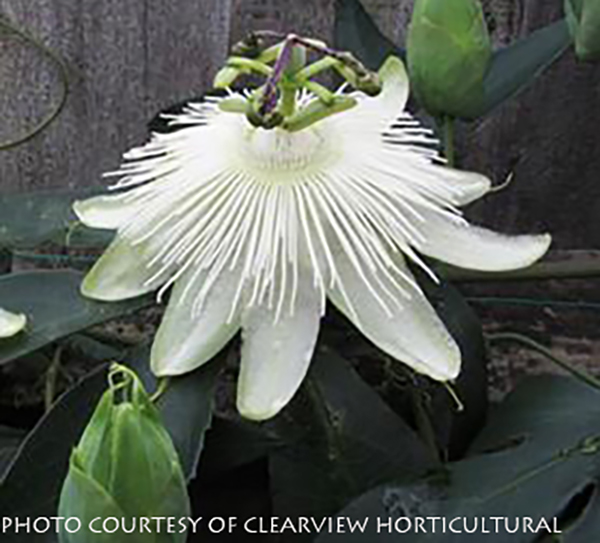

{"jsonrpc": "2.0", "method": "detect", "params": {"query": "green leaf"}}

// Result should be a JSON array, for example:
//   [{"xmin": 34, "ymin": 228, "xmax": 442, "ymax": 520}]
[
  {"xmin": 0, "ymin": 426, "xmax": 25, "ymax": 479},
  {"xmin": 200, "ymin": 417, "xmax": 277, "ymax": 477},
  {"xmin": 479, "ymin": 19, "xmax": 571, "ymax": 117},
  {"xmin": 0, "ymin": 270, "xmax": 153, "ymax": 366},
  {"xmin": 0, "ymin": 365, "xmax": 108, "ymax": 543},
  {"xmin": 269, "ymin": 348, "xmax": 437, "ymax": 538},
  {"xmin": 418, "ymin": 273, "xmax": 488, "ymax": 459},
  {"xmin": 333, "ymin": 0, "xmax": 404, "ymax": 71},
  {"xmin": 126, "ymin": 344, "xmax": 221, "ymax": 481},
  {"xmin": 0, "ymin": 189, "xmax": 111, "ymax": 249},
  {"xmin": 316, "ymin": 376, "xmax": 600, "ymax": 542}
]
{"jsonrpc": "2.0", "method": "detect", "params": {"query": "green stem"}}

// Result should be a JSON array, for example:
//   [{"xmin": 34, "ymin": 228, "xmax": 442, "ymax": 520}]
[
  {"xmin": 44, "ymin": 345, "xmax": 63, "ymax": 412},
  {"xmin": 443, "ymin": 115, "xmax": 456, "ymax": 167},
  {"xmin": 440, "ymin": 258, "xmax": 600, "ymax": 283},
  {"xmin": 295, "ymin": 56, "xmax": 340, "ymax": 82},
  {"xmin": 226, "ymin": 56, "xmax": 273, "ymax": 77},
  {"xmin": 0, "ymin": 17, "xmax": 69, "ymax": 150},
  {"xmin": 279, "ymin": 84, "xmax": 297, "ymax": 117},
  {"xmin": 487, "ymin": 332, "xmax": 600, "ymax": 391},
  {"xmin": 150, "ymin": 377, "xmax": 171, "ymax": 404}
]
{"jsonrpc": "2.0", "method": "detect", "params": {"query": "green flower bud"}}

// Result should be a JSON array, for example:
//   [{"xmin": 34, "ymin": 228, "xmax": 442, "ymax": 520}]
[
  {"xmin": 407, "ymin": 0, "xmax": 492, "ymax": 119},
  {"xmin": 58, "ymin": 365, "xmax": 190, "ymax": 543},
  {"xmin": 565, "ymin": 0, "xmax": 600, "ymax": 61}
]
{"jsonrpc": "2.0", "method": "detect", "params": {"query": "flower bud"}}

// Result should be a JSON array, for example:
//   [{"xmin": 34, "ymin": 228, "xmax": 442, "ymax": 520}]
[
  {"xmin": 565, "ymin": 0, "xmax": 600, "ymax": 61},
  {"xmin": 58, "ymin": 365, "xmax": 190, "ymax": 543},
  {"xmin": 407, "ymin": 0, "xmax": 492, "ymax": 119}
]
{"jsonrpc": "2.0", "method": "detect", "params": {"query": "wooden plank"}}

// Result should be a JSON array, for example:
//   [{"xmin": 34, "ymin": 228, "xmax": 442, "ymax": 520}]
[
  {"xmin": 230, "ymin": 0, "xmax": 334, "ymax": 46},
  {"xmin": 0, "ymin": 0, "xmax": 231, "ymax": 191}
]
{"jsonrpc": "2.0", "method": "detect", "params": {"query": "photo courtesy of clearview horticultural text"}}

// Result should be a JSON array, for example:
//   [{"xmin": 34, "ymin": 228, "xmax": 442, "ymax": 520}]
[{"xmin": 1, "ymin": 0, "xmax": 600, "ymax": 542}]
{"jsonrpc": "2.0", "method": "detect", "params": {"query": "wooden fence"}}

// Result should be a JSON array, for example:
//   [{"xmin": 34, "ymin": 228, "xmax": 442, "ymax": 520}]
[{"xmin": 0, "ymin": 0, "xmax": 599, "ymax": 248}]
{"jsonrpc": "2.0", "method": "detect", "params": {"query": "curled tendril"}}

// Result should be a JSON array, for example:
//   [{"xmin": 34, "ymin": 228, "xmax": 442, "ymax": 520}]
[{"xmin": 0, "ymin": 15, "xmax": 69, "ymax": 150}]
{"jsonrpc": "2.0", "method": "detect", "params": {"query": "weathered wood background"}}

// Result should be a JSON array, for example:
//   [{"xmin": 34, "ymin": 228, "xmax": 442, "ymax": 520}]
[
  {"xmin": 0, "ymin": 0, "xmax": 599, "ymax": 397},
  {"xmin": 1, "ymin": 0, "xmax": 598, "ymax": 249}
]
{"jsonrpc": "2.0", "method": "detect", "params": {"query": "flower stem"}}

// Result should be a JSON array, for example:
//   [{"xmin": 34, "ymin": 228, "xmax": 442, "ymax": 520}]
[
  {"xmin": 150, "ymin": 377, "xmax": 171, "ymax": 404},
  {"xmin": 443, "ymin": 115, "xmax": 456, "ymax": 167},
  {"xmin": 44, "ymin": 345, "xmax": 63, "ymax": 412},
  {"xmin": 441, "ymin": 258, "xmax": 600, "ymax": 283},
  {"xmin": 280, "ymin": 84, "xmax": 297, "ymax": 117},
  {"xmin": 487, "ymin": 332, "xmax": 600, "ymax": 391}
]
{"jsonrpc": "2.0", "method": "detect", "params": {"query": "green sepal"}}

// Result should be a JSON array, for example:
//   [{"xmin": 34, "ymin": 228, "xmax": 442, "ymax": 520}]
[{"xmin": 58, "ymin": 455, "xmax": 138, "ymax": 543}]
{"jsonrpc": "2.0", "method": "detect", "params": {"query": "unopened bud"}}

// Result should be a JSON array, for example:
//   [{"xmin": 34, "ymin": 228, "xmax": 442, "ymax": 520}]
[
  {"xmin": 565, "ymin": 0, "xmax": 600, "ymax": 61},
  {"xmin": 58, "ymin": 364, "xmax": 190, "ymax": 543},
  {"xmin": 407, "ymin": 0, "xmax": 492, "ymax": 119}
]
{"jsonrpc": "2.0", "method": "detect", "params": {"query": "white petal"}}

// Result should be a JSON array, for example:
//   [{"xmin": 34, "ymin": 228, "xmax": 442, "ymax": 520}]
[
  {"xmin": 151, "ymin": 265, "xmax": 243, "ymax": 376},
  {"xmin": 237, "ymin": 271, "xmax": 321, "ymax": 421},
  {"xmin": 81, "ymin": 232, "xmax": 175, "ymax": 301},
  {"xmin": 428, "ymin": 166, "xmax": 492, "ymax": 206},
  {"xmin": 332, "ymin": 56, "xmax": 409, "ymax": 133},
  {"xmin": 73, "ymin": 194, "xmax": 136, "ymax": 230},
  {"xmin": 415, "ymin": 208, "xmax": 552, "ymax": 271},
  {"xmin": 327, "ymin": 251, "xmax": 460, "ymax": 381},
  {"xmin": 373, "ymin": 55, "xmax": 410, "ymax": 117},
  {"xmin": 0, "ymin": 308, "xmax": 26, "ymax": 338}
]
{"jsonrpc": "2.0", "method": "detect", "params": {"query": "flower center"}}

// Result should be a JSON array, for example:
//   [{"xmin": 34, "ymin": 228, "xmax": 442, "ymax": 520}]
[{"xmin": 237, "ymin": 123, "xmax": 338, "ymax": 181}]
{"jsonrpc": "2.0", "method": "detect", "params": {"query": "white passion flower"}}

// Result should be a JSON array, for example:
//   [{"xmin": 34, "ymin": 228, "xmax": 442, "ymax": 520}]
[
  {"xmin": 0, "ymin": 308, "xmax": 26, "ymax": 338},
  {"xmin": 74, "ymin": 56, "xmax": 550, "ymax": 420}
]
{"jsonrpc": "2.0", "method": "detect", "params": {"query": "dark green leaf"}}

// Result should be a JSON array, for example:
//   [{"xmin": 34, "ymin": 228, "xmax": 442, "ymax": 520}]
[
  {"xmin": 0, "ymin": 189, "xmax": 110, "ymax": 249},
  {"xmin": 0, "ymin": 426, "xmax": 26, "ymax": 480},
  {"xmin": 419, "ymin": 273, "xmax": 488, "ymax": 459},
  {"xmin": 479, "ymin": 19, "xmax": 571, "ymax": 117},
  {"xmin": 317, "ymin": 376, "xmax": 600, "ymax": 542},
  {"xmin": 200, "ymin": 417, "xmax": 278, "ymax": 477},
  {"xmin": 269, "ymin": 348, "xmax": 437, "ymax": 539},
  {"xmin": 334, "ymin": 0, "xmax": 404, "ymax": 71},
  {"xmin": 0, "ymin": 365, "xmax": 108, "ymax": 543},
  {"xmin": 0, "ymin": 271, "xmax": 153, "ymax": 366},
  {"xmin": 126, "ymin": 344, "xmax": 221, "ymax": 481}
]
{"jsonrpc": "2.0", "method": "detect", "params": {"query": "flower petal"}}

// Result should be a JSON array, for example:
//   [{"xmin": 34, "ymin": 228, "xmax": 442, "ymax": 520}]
[
  {"xmin": 415, "ymin": 208, "xmax": 552, "ymax": 271},
  {"xmin": 327, "ymin": 250, "xmax": 460, "ymax": 381},
  {"xmin": 237, "ymin": 271, "xmax": 321, "ymax": 421},
  {"xmin": 333, "ymin": 56, "xmax": 409, "ymax": 133},
  {"xmin": 429, "ymin": 166, "xmax": 492, "ymax": 206},
  {"xmin": 151, "ymin": 265, "xmax": 243, "ymax": 376},
  {"xmin": 73, "ymin": 194, "xmax": 136, "ymax": 230},
  {"xmin": 0, "ymin": 308, "xmax": 26, "ymax": 338},
  {"xmin": 81, "ymin": 232, "xmax": 175, "ymax": 301},
  {"xmin": 374, "ymin": 55, "xmax": 410, "ymax": 117}
]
